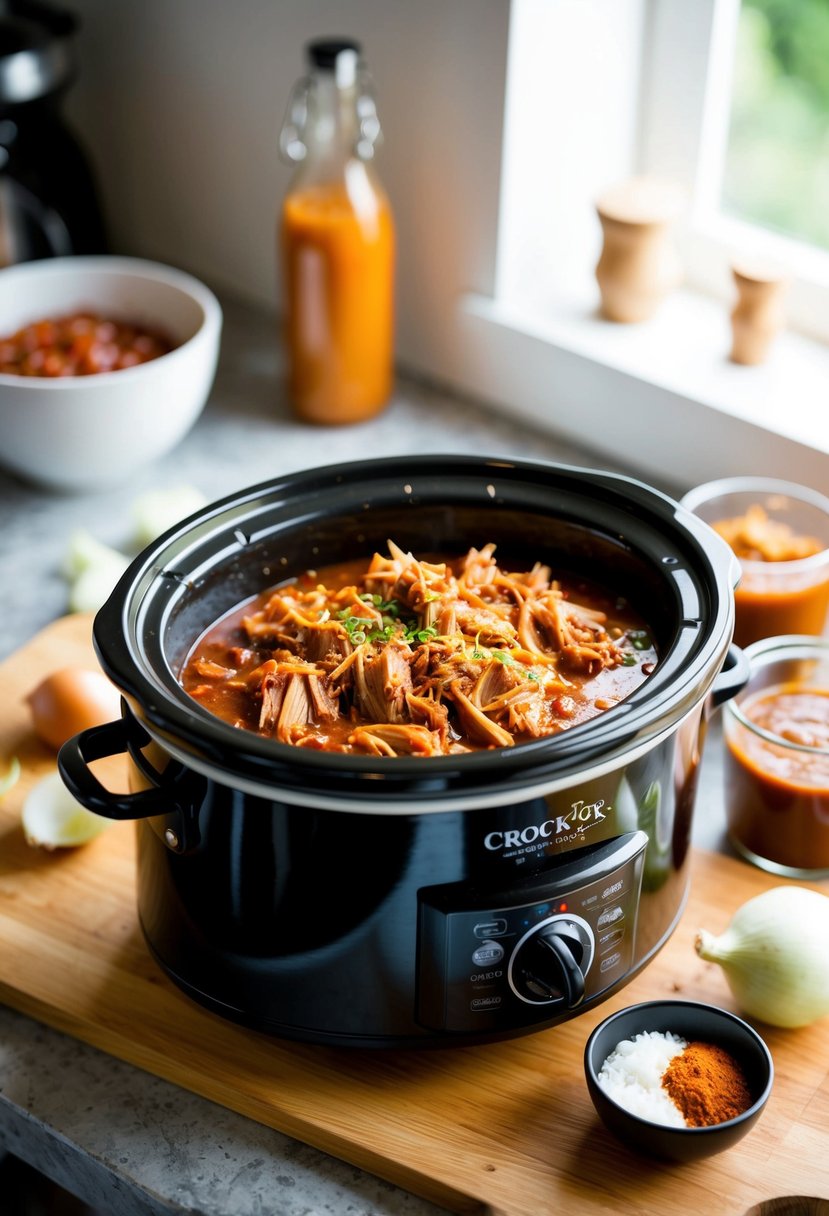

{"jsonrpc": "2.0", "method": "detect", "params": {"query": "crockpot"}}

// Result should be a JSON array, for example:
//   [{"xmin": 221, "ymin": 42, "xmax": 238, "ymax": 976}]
[{"xmin": 59, "ymin": 456, "xmax": 745, "ymax": 1047}]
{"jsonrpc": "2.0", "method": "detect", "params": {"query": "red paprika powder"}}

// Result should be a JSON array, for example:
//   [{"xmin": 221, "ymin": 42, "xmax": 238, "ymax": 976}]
[{"xmin": 662, "ymin": 1041, "xmax": 752, "ymax": 1126}]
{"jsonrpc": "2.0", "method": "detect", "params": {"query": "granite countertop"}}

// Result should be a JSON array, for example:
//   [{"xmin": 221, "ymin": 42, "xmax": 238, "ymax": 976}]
[{"xmin": 0, "ymin": 293, "xmax": 733, "ymax": 1215}]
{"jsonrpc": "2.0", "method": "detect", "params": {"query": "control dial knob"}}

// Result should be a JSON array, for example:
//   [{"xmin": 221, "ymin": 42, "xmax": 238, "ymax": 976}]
[{"xmin": 508, "ymin": 914, "xmax": 594, "ymax": 1008}]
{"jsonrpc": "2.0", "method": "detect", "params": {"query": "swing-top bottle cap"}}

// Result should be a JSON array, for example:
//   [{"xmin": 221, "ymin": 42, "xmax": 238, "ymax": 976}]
[{"xmin": 306, "ymin": 38, "xmax": 362, "ymax": 70}]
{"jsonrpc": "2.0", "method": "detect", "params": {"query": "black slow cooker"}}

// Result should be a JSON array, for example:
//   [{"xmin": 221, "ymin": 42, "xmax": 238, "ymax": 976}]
[{"xmin": 59, "ymin": 456, "xmax": 745, "ymax": 1047}]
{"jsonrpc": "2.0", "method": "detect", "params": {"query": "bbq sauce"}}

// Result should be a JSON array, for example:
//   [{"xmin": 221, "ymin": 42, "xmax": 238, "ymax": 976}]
[{"xmin": 725, "ymin": 683, "xmax": 829, "ymax": 873}]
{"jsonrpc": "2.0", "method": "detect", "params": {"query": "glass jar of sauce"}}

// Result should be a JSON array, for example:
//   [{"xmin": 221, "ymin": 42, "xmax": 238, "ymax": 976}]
[
  {"xmin": 681, "ymin": 478, "xmax": 829, "ymax": 649},
  {"xmin": 723, "ymin": 635, "xmax": 829, "ymax": 878}
]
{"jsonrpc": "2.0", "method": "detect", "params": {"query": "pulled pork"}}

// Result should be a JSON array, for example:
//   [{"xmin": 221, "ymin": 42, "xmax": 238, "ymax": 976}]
[{"xmin": 183, "ymin": 542, "xmax": 657, "ymax": 756}]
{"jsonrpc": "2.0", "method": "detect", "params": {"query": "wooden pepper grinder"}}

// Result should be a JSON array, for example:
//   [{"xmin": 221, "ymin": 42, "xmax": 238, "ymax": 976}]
[
  {"xmin": 595, "ymin": 176, "xmax": 684, "ymax": 322},
  {"xmin": 729, "ymin": 261, "xmax": 788, "ymax": 365}
]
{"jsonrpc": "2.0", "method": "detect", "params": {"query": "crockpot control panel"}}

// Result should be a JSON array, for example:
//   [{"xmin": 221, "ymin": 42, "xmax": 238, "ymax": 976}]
[{"xmin": 416, "ymin": 831, "xmax": 647, "ymax": 1034}]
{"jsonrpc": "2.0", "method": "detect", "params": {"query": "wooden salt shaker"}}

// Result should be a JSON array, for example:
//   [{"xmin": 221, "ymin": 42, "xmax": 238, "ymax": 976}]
[
  {"xmin": 595, "ymin": 176, "xmax": 684, "ymax": 322},
  {"xmin": 729, "ymin": 261, "xmax": 788, "ymax": 365}
]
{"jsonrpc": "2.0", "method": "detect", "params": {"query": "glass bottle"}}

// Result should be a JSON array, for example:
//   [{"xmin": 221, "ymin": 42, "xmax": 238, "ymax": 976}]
[{"xmin": 279, "ymin": 38, "xmax": 395, "ymax": 425}]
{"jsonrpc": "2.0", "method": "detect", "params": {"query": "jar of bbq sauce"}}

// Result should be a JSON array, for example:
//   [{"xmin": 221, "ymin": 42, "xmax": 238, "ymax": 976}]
[
  {"xmin": 723, "ymin": 635, "xmax": 829, "ymax": 878},
  {"xmin": 681, "ymin": 478, "xmax": 829, "ymax": 649}
]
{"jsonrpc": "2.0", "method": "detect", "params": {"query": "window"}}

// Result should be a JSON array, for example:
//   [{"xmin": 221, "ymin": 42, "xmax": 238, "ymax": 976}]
[
  {"xmin": 722, "ymin": 0, "xmax": 829, "ymax": 253},
  {"xmin": 455, "ymin": 0, "xmax": 829, "ymax": 490},
  {"xmin": 644, "ymin": 0, "xmax": 829, "ymax": 341}
]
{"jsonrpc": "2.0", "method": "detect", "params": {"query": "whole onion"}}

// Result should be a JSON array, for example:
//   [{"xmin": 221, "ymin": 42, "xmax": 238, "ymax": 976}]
[{"xmin": 696, "ymin": 886, "xmax": 829, "ymax": 1029}]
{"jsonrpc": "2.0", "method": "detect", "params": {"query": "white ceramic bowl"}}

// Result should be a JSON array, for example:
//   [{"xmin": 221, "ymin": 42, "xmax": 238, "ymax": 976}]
[{"xmin": 0, "ymin": 256, "xmax": 222, "ymax": 491}]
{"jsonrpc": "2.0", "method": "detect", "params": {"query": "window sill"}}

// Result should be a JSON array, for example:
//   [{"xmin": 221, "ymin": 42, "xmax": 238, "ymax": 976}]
[{"xmin": 457, "ymin": 286, "xmax": 829, "ymax": 493}]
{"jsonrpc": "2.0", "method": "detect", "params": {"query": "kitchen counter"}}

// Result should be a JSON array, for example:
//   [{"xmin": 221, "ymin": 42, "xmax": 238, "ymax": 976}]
[{"xmin": 0, "ymin": 293, "xmax": 736, "ymax": 1216}]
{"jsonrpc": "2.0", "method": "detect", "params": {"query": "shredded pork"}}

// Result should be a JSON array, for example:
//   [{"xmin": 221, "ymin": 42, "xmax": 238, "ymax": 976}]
[{"xmin": 185, "ymin": 542, "xmax": 656, "ymax": 756}]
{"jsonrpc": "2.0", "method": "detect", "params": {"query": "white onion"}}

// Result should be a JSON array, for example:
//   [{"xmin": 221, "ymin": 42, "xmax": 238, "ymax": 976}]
[
  {"xmin": 22, "ymin": 771, "xmax": 111, "ymax": 850},
  {"xmin": 696, "ymin": 886, "xmax": 829, "ymax": 1028}
]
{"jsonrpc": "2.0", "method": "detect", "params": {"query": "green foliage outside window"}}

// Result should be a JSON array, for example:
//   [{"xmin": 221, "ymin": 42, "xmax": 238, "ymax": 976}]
[{"xmin": 724, "ymin": 0, "xmax": 829, "ymax": 251}]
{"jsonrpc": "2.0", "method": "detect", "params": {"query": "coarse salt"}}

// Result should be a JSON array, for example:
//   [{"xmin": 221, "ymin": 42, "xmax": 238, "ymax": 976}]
[{"xmin": 598, "ymin": 1030, "xmax": 688, "ymax": 1126}]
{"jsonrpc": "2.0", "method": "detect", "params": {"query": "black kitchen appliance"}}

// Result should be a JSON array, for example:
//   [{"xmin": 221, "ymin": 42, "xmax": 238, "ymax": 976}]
[
  {"xmin": 0, "ymin": 1, "xmax": 106, "ymax": 265},
  {"xmin": 59, "ymin": 457, "xmax": 745, "ymax": 1048}
]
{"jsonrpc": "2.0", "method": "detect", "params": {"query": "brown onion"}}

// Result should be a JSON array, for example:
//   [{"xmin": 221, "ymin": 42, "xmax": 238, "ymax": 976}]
[{"xmin": 26, "ymin": 668, "xmax": 121, "ymax": 751}]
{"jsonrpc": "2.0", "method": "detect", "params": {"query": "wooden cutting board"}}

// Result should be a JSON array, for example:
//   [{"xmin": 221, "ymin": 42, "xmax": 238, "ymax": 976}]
[{"xmin": 0, "ymin": 614, "xmax": 827, "ymax": 1216}]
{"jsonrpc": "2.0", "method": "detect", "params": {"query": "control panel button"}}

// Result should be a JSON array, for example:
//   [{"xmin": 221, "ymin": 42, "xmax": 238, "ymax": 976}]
[
  {"xmin": 597, "ymin": 905, "xmax": 624, "ymax": 929},
  {"xmin": 474, "ymin": 919, "xmax": 508, "ymax": 939},
  {"xmin": 598, "ymin": 927, "xmax": 624, "ymax": 953},
  {"xmin": 470, "ymin": 995, "xmax": 502, "ymax": 1010},
  {"xmin": 472, "ymin": 940, "xmax": 505, "ymax": 966}
]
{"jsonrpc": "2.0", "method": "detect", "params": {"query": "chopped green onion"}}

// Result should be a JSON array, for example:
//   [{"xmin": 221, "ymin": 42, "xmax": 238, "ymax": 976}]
[
  {"xmin": 360, "ymin": 593, "xmax": 400, "ymax": 616},
  {"xmin": 341, "ymin": 615, "xmax": 373, "ymax": 631},
  {"xmin": 417, "ymin": 628, "xmax": 437, "ymax": 643},
  {"xmin": 402, "ymin": 621, "xmax": 438, "ymax": 643},
  {"xmin": 621, "ymin": 654, "xmax": 638, "ymax": 666}
]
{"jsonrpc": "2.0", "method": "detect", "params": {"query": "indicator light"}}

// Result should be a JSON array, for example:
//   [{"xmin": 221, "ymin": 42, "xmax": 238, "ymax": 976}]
[{"xmin": 559, "ymin": 901, "xmax": 569, "ymax": 913}]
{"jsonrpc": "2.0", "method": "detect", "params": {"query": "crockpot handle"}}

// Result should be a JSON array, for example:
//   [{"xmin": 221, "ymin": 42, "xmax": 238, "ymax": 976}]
[
  {"xmin": 708, "ymin": 643, "xmax": 750, "ymax": 710},
  {"xmin": 58, "ymin": 717, "xmax": 185, "ymax": 821}
]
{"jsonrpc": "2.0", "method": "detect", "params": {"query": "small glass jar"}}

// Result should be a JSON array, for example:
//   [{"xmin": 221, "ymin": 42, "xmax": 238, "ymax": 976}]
[
  {"xmin": 681, "ymin": 477, "xmax": 829, "ymax": 650},
  {"xmin": 722, "ymin": 635, "xmax": 829, "ymax": 878}
]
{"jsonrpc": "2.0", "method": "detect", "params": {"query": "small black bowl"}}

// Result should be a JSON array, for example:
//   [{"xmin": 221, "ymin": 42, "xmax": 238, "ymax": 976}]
[{"xmin": 584, "ymin": 1000, "xmax": 774, "ymax": 1162}]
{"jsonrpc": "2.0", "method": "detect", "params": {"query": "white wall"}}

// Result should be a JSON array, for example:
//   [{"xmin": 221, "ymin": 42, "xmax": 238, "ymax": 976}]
[
  {"xmin": 64, "ymin": 0, "xmax": 511, "ymax": 377},
  {"xmin": 497, "ymin": 0, "xmax": 646, "ymax": 308}
]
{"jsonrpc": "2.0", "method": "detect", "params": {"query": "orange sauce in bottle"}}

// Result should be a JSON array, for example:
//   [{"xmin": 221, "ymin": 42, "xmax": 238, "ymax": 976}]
[
  {"xmin": 281, "ymin": 180, "xmax": 394, "ymax": 425},
  {"xmin": 279, "ymin": 38, "xmax": 395, "ymax": 424}
]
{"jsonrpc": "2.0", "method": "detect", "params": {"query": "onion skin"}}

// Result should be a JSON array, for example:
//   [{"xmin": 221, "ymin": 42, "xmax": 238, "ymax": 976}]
[
  {"xmin": 696, "ymin": 886, "xmax": 829, "ymax": 1028},
  {"xmin": 26, "ymin": 668, "xmax": 121, "ymax": 751}
]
